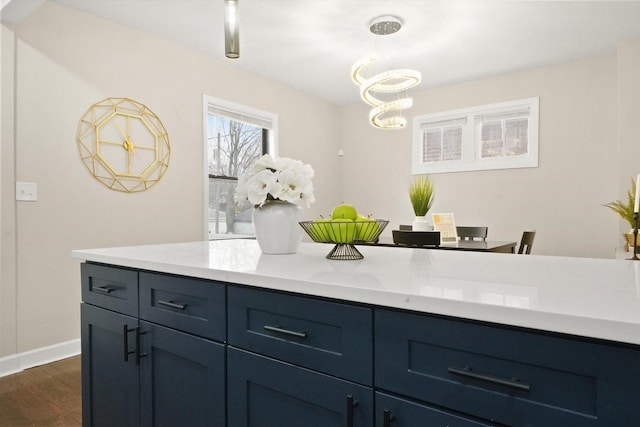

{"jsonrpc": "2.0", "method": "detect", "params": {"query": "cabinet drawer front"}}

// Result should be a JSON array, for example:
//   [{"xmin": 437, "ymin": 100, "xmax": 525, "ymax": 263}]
[
  {"xmin": 139, "ymin": 273, "xmax": 225, "ymax": 341},
  {"xmin": 375, "ymin": 309, "xmax": 640, "ymax": 426},
  {"xmin": 376, "ymin": 392, "xmax": 496, "ymax": 427},
  {"xmin": 82, "ymin": 263, "xmax": 138, "ymax": 316},
  {"xmin": 228, "ymin": 286, "xmax": 373, "ymax": 385},
  {"xmin": 228, "ymin": 347, "xmax": 374, "ymax": 427}
]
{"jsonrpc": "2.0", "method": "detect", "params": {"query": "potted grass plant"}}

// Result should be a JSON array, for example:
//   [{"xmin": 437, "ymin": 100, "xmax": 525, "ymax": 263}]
[
  {"xmin": 604, "ymin": 177, "xmax": 637, "ymax": 250},
  {"xmin": 409, "ymin": 175, "xmax": 435, "ymax": 231}
]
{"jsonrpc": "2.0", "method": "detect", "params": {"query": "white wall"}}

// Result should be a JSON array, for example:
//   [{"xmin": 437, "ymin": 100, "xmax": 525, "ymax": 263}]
[
  {"xmin": 618, "ymin": 37, "xmax": 640, "ymax": 233},
  {"xmin": 341, "ymin": 54, "xmax": 621, "ymax": 259},
  {"xmin": 2, "ymin": 1, "xmax": 639, "ymax": 362},
  {"xmin": 1, "ymin": 2, "xmax": 340, "ymax": 357},
  {"xmin": 1, "ymin": 23, "xmax": 18, "ymax": 359}
]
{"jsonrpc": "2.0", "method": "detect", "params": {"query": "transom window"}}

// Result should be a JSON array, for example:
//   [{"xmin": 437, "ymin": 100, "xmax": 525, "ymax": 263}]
[{"xmin": 412, "ymin": 98, "xmax": 539, "ymax": 174}]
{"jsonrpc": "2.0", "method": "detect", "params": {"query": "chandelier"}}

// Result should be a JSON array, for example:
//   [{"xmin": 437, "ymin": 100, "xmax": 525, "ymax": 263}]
[{"xmin": 351, "ymin": 16, "xmax": 422, "ymax": 130}]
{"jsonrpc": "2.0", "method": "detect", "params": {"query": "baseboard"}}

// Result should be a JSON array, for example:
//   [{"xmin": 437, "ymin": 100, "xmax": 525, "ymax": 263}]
[{"xmin": 0, "ymin": 338, "xmax": 80, "ymax": 378}]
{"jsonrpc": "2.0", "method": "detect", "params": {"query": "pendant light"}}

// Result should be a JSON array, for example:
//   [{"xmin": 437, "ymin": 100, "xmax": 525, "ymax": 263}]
[{"xmin": 224, "ymin": 0, "xmax": 239, "ymax": 59}]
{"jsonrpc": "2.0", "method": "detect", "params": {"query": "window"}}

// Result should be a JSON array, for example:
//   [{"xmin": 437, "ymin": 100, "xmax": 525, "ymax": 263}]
[
  {"xmin": 422, "ymin": 117, "xmax": 466, "ymax": 163},
  {"xmin": 203, "ymin": 96, "xmax": 277, "ymax": 240},
  {"xmin": 412, "ymin": 98, "xmax": 538, "ymax": 174}
]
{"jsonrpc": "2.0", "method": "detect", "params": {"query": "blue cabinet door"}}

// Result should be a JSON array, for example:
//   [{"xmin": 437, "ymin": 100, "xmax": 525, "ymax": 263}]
[
  {"xmin": 228, "ymin": 347, "xmax": 373, "ymax": 427},
  {"xmin": 139, "ymin": 321, "xmax": 226, "ymax": 427},
  {"xmin": 81, "ymin": 303, "xmax": 140, "ymax": 427},
  {"xmin": 376, "ymin": 392, "xmax": 497, "ymax": 427}
]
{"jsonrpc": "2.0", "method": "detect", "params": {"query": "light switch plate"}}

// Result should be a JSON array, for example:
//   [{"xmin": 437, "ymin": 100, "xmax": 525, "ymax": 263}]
[{"xmin": 16, "ymin": 182, "xmax": 37, "ymax": 201}]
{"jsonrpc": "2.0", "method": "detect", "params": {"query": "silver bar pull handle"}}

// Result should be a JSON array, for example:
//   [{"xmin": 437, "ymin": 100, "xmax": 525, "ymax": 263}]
[
  {"xmin": 157, "ymin": 300, "xmax": 187, "ymax": 310},
  {"xmin": 263, "ymin": 325, "xmax": 307, "ymax": 339},
  {"xmin": 93, "ymin": 286, "xmax": 114, "ymax": 294},
  {"xmin": 448, "ymin": 366, "xmax": 531, "ymax": 391}
]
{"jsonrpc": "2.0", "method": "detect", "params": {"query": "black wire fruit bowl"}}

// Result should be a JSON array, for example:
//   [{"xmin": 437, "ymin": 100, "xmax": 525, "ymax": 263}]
[{"xmin": 299, "ymin": 219, "xmax": 389, "ymax": 260}]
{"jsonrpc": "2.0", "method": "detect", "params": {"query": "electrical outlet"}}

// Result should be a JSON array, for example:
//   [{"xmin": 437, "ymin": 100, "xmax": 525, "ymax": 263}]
[{"xmin": 16, "ymin": 182, "xmax": 37, "ymax": 201}]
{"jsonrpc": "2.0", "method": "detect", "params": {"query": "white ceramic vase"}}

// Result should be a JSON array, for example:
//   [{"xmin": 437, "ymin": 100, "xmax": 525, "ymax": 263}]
[
  {"xmin": 253, "ymin": 200, "xmax": 304, "ymax": 254},
  {"xmin": 412, "ymin": 215, "xmax": 432, "ymax": 231}
]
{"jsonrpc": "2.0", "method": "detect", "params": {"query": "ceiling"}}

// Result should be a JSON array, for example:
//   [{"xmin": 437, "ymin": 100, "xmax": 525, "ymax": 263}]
[{"xmin": 4, "ymin": 0, "xmax": 640, "ymax": 105}]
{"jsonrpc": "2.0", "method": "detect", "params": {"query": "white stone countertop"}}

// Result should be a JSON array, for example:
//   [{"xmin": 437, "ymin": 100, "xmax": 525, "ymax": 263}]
[{"xmin": 72, "ymin": 240, "xmax": 640, "ymax": 346}]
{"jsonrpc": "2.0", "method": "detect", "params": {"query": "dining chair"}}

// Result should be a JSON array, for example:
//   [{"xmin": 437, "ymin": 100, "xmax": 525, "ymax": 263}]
[
  {"xmin": 456, "ymin": 226, "xmax": 488, "ymax": 241},
  {"xmin": 518, "ymin": 231, "xmax": 536, "ymax": 254},
  {"xmin": 392, "ymin": 230, "xmax": 440, "ymax": 247}
]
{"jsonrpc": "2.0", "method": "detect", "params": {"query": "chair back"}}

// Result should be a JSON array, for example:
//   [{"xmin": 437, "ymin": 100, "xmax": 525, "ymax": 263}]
[
  {"xmin": 392, "ymin": 230, "xmax": 440, "ymax": 247},
  {"xmin": 518, "ymin": 231, "xmax": 536, "ymax": 254},
  {"xmin": 457, "ymin": 226, "xmax": 488, "ymax": 241}
]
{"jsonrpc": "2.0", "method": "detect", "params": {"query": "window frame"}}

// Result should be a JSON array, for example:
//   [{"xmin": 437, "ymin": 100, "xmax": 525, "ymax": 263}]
[
  {"xmin": 202, "ymin": 95, "xmax": 278, "ymax": 240},
  {"xmin": 412, "ymin": 97, "xmax": 539, "ymax": 174}
]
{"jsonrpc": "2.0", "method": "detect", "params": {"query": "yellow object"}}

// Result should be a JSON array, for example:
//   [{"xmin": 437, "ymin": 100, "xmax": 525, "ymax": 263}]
[
  {"xmin": 76, "ymin": 97, "xmax": 171, "ymax": 192},
  {"xmin": 330, "ymin": 219, "xmax": 357, "ymax": 243},
  {"xmin": 309, "ymin": 219, "xmax": 333, "ymax": 242},
  {"xmin": 331, "ymin": 203, "xmax": 358, "ymax": 220},
  {"xmin": 356, "ymin": 216, "xmax": 379, "ymax": 241}
]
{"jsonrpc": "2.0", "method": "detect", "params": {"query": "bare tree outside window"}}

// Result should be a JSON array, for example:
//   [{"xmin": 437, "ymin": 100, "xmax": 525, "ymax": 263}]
[{"xmin": 208, "ymin": 115, "xmax": 265, "ymax": 238}]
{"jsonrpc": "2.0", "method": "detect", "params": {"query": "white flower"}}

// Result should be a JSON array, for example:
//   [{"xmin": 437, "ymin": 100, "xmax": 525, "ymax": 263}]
[{"xmin": 234, "ymin": 154, "xmax": 315, "ymax": 208}]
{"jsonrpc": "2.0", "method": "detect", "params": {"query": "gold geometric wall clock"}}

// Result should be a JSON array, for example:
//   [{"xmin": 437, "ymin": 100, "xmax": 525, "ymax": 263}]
[{"xmin": 76, "ymin": 97, "xmax": 171, "ymax": 192}]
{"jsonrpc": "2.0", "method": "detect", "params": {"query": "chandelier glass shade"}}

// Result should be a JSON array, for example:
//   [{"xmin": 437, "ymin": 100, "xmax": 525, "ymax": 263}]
[{"xmin": 351, "ymin": 17, "xmax": 422, "ymax": 130}]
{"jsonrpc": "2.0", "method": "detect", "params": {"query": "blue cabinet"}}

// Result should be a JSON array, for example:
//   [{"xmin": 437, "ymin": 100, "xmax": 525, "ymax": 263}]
[
  {"xmin": 227, "ymin": 285, "xmax": 374, "ymax": 426},
  {"xmin": 139, "ymin": 321, "xmax": 225, "ymax": 427},
  {"xmin": 82, "ymin": 262, "xmax": 640, "ymax": 426},
  {"xmin": 139, "ymin": 271, "xmax": 226, "ymax": 341},
  {"xmin": 375, "ymin": 308, "xmax": 640, "ymax": 426},
  {"xmin": 81, "ymin": 303, "xmax": 140, "ymax": 427},
  {"xmin": 375, "ymin": 392, "xmax": 496, "ymax": 427},
  {"xmin": 228, "ymin": 347, "xmax": 374, "ymax": 427},
  {"xmin": 228, "ymin": 285, "xmax": 372, "ymax": 385},
  {"xmin": 81, "ymin": 263, "xmax": 226, "ymax": 427}
]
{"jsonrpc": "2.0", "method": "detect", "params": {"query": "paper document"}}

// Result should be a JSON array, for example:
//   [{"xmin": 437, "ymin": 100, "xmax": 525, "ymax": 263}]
[{"xmin": 432, "ymin": 213, "xmax": 458, "ymax": 243}]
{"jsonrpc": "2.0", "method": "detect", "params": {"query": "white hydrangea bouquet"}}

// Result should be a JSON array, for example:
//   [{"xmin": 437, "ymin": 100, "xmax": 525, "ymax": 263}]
[{"xmin": 234, "ymin": 154, "xmax": 315, "ymax": 208}]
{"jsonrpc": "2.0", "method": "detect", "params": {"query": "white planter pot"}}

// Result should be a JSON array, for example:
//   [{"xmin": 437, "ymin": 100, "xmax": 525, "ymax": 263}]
[
  {"xmin": 412, "ymin": 216, "xmax": 432, "ymax": 231},
  {"xmin": 253, "ymin": 200, "xmax": 304, "ymax": 254}
]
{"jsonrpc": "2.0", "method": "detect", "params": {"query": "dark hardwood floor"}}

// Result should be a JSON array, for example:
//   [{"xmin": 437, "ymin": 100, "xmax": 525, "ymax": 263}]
[{"xmin": 0, "ymin": 356, "xmax": 81, "ymax": 426}]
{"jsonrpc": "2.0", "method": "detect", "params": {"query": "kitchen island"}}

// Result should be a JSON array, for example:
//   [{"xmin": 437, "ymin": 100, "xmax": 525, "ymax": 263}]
[{"xmin": 73, "ymin": 240, "xmax": 640, "ymax": 426}]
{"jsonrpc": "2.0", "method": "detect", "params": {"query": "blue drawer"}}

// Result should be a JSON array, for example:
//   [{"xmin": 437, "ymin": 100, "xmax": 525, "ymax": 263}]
[
  {"xmin": 81, "ymin": 263, "xmax": 138, "ymax": 316},
  {"xmin": 228, "ymin": 285, "xmax": 373, "ymax": 385},
  {"xmin": 375, "ymin": 309, "xmax": 640, "ymax": 426},
  {"xmin": 139, "ymin": 272, "xmax": 225, "ymax": 341}
]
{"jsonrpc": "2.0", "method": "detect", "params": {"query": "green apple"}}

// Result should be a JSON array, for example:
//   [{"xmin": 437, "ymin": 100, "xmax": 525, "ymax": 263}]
[
  {"xmin": 330, "ymin": 218, "xmax": 356, "ymax": 243},
  {"xmin": 331, "ymin": 203, "xmax": 358, "ymax": 220},
  {"xmin": 309, "ymin": 218, "xmax": 333, "ymax": 242},
  {"xmin": 355, "ymin": 214, "xmax": 379, "ymax": 241}
]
